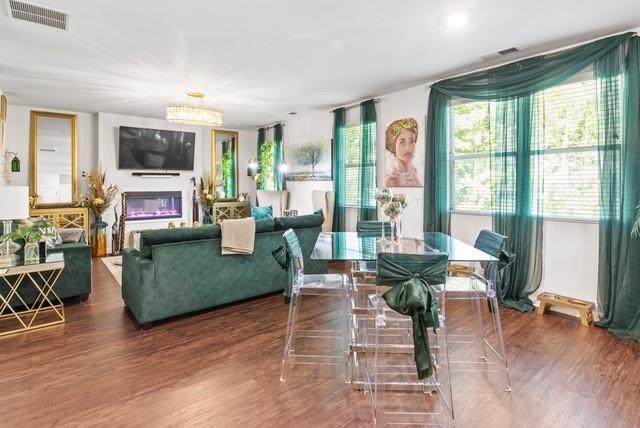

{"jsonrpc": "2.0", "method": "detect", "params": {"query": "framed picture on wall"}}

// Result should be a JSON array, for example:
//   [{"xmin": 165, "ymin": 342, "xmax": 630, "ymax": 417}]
[
  {"xmin": 383, "ymin": 116, "xmax": 425, "ymax": 188},
  {"xmin": 285, "ymin": 139, "xmax": 332, "ymax": 181}
]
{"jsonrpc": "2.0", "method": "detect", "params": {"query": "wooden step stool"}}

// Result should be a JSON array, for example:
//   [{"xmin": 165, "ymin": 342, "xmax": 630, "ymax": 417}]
[{"xmin": 537, "ymin": 292, "xmax": 594, "ymax": 327}]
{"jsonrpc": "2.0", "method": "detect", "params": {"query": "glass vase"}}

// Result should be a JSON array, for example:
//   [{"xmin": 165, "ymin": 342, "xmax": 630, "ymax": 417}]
[
  {"xmin": 391, "ymin": 218, "xmax": 402, "ymax": 244},
  {"xmin": 203, "ymin": 208, "xmax": 214, "ymax": 224},
  {"xmin": 92, "ymin": 216, "xmax": 108, "ymax": 258},
  {"xmin": 24, "ymin": 242, "xmax": 39, "ymax": 264}
]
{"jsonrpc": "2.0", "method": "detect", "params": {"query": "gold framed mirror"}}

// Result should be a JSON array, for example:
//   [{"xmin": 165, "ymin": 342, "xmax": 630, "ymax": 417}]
[
  {"xmin": 30, "ymin": 111, "xmax": 78, "ymax": 207},
  {"xmin": 211, "ymin": 130, "xmax": 239, "ymax": 200}
]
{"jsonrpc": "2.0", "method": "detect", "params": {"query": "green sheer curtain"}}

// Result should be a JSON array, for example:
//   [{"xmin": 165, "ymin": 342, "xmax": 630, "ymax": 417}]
[
  {"xmin": 424, "ymin": 90, "xmax": 451, "ymax": 234},
  {"xmin": 257, "ymin": 128, "xmax": 266, "ymax": 191},
  {"xmin": 596, "ymin": 36, "xmax": 640, "ymax": 340},
  {"xmin": 425, "ymin": 31, "xmax": 636, "ymax": 313},
  {"xmin": 333, "ymin": 108, "xmax": 346, "ymax": 231},
  {"xmin": 359, "ymin": 100, "xmax": 377, "ymax": 221},
  {"xmin": 490, "ymin": 96, "xmax": 544, "ymax": 311},
  {"xmin": 274, "ymin": 124, "xmax": 286, "ymax": 191}
]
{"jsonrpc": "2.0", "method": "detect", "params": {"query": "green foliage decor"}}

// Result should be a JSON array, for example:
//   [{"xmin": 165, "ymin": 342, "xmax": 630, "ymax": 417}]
[
  {"xmin": 1, "ymin": 217, "xmax": 57, "ymax": 244},
  {"xmin": 258, "ymin": 141, "xmax": 275, "ymax": 191}
]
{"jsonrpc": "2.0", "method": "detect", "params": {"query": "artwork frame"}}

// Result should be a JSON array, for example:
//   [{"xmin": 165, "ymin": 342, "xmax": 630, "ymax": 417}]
[
  {"xmin": 383, "ymin": 116, "xmax": 425, "ymax": 188},
  {"xmin": 284, "ymin": 138, "xmax": 333, "ymax": 182}
]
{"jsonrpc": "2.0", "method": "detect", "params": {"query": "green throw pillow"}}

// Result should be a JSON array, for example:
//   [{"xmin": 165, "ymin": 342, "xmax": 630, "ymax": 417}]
[{"xmin": 251, "ymin": 205, "xmax": 273, "ymax": 221}]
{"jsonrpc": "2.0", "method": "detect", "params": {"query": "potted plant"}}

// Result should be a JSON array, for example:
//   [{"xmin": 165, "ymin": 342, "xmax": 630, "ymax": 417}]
[
  {"xmin": 0, "ymin": 217, "xmax": 57, "ymax": 264},
  {"xmin": 78, "ymin": 166, "xmax": 118, "ymax": 257},
  {"xmin": 198, "ymin": 176, "xmax": 219, "ymax": 224}
]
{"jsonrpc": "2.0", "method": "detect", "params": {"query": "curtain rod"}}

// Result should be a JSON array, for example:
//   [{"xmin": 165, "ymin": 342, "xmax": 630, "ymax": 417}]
[
  {"xmin": 331, "ymin": 97, "xmax": 380, "ymax": 112},
  {"xmin": 425, "ymin": 29, "xmax": 638, "ymax": 88},
  {"xmin": 256, "ymin": 123, "xmax": 285, "ymax": 131}
]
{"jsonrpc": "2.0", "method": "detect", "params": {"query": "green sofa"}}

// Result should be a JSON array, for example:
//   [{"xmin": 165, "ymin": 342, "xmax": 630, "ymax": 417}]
[
  {"xmin": 122, "ymin": 212, "xmax": 327, "ymax": 327},
  {"xmin": 0, "ymin": 223, "xmax": 92, "ymax": 306}
]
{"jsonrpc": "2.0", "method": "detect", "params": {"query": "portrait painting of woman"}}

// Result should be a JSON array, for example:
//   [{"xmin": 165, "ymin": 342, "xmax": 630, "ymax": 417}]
[{"xmin": 384, "ymin": 118, "xmax": 423, "ymax": 187}]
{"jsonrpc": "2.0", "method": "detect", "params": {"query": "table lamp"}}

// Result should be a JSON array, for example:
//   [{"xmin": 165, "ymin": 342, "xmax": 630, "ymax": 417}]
[{"xmin": 0, "ymin": 186, "xmax": 29, "ymax": 261}]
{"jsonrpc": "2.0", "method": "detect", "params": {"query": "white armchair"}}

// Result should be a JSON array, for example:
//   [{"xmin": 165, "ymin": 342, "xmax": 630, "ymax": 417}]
[
  {"xmin": 256, "ymin": 190, "xmax": 289, "ymax": 217},
  {"xmin": 311, "ymin": 190, "xmax": 335, "ymax": 232}
]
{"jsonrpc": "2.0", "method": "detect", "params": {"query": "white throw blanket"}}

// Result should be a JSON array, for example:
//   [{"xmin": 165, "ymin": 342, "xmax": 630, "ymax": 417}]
[{"xmin": 221, "ymin": 217, "xmax": 256, "ymax": 255}]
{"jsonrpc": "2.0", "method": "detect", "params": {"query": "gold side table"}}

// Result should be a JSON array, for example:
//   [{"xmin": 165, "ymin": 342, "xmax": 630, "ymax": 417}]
[{"xmin": 0, "ymin": 253, "xmax": 65, "ymax": 337}]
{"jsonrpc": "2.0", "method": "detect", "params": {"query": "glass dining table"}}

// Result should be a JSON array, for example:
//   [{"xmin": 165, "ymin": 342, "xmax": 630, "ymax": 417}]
[
  {"xmin": 310, "ymin": 232, "xmax": 498, "ymax": 264},
  {"xmin": 310, "ymin": 231, "xmax": 511, "ymax": 392}
]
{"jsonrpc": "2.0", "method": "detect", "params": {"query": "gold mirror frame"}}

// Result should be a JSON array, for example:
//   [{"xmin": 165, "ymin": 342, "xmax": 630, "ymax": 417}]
[
  {"xmin": 211, "ymin": 129, "xmax": 239, "ymax": 201},
  {"xmin": 30, "ymin": 111, "xmax": 78, "ymax": 207}
]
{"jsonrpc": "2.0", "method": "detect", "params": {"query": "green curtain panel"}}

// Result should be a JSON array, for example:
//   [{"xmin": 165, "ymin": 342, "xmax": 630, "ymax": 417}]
[
  {"xmin": 425, "ymin": 31, "xmax": 636, "ymax": 313},
  {"xmin": 359, "ymin": 100, "xmax": 377, "ymax": 221},
  {"xmin": 596, "ymin": 36, "xmax": 640, "ymax": 340},
  {"xmin": 490, "ymin": 96, "xmax": 544, "ymax": 312},
  {"xmin": 332, "ymin": 108, "xmax": 347, "ymax": 231},
  {"xmin": 274, "ymin": 124, "xmax": 286, "ymax": 191},
  {"xmin": 423, "ymin": 90, "xmax": 451, "ymax": 234},
  {"xmin": 257, "ymin": 128, "xmax": 266, "ymax": 191}
]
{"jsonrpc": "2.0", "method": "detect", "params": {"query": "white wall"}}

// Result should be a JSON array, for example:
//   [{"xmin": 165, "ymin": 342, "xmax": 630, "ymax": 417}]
[
  {"xmin": 97, "ymin": 112, "xmax": 255, "ymax": 252},
  {"xmin": 280, "ymin": 83, "xmax": 600, "ymax": 317},
  {"xmin": 3, "ymin": 104, "xmax": 98, "ymax": 192}
]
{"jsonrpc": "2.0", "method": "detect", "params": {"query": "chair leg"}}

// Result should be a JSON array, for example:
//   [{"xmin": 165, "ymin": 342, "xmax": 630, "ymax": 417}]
[
  {"xmin": 343, "ymin": 293, "xmax": 352, "ymax": 383},
  {"xmin": 487, "ymin": 289, "xmax": 512, "ymax": 392},
  {"xmin": 471, "ymin": 286, "xmax": 488, "ymax": 362},
  {"xmin": 280, "ymin": 293, "xmax": 300, "ymax": 382}
]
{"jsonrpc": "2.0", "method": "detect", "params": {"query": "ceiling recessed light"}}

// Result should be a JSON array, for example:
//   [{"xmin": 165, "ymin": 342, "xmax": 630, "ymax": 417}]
[{"xmin": 446, "ymin": 13, "xmax": 469, "ymax": 29}]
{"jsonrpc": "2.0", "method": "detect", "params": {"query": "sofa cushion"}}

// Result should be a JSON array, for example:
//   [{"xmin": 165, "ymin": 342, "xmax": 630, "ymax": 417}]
[
  {"xmin": 139, "ymin": 224, "xmax": 221, "ymax": 258},
  {"xmin": 274, "ymin": 210, "xmax": 324, "ymax": 231},
  {"xmin": 255, "ymin": 219, "xmax": 275, "ymax": 233},
  {"xmin": 251, "ymin": 205, "xmax": 273, "ymax": 220}
]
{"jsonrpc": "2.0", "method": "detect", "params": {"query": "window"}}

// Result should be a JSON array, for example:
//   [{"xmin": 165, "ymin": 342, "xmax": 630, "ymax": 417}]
[
  {"xmin": 451, "ymin": 73, "xmax": 606, "ymax": 219},
  {"xmin": 344, "ymin": 124, "xmax": 362, "ymax": 207}
]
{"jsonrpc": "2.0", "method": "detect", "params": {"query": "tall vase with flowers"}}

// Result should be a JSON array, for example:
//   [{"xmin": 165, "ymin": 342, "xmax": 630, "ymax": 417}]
[
  {"xmin": 199, "ymin": 176, "xmax": 219, "ymax": 224},
  {"xmin": 390, "ymin": 193, "xmax": 409, "ymax": 241},
  {"xmin": 78, "ymin": 166, "xmax": 118, "ymax": 257},
  {"xmin": 374, "ymin": 188, "xmax": 393, "ymax": 244},
  {"xmin": 383, "ymin": 202, "xmax": 404, "ymax": 244}
]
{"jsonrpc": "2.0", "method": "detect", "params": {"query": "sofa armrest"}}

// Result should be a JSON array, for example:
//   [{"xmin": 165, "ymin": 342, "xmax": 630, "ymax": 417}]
[
  {"xmin": 48, "ymin": 243, "xmax": 92, "ymax": 299},
  {"xmin": 122, "ymin": 248, "xmax": 155, "ymax": 325}
]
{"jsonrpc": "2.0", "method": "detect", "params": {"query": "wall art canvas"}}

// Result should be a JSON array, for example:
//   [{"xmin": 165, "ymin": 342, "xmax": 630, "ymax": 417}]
[
  {"xmin": 384, "ymin": 117, "xmax": 424, "ymax": 188},
  {"xmin": 285, "ymin": 139, "xmax": 332, "ymax": 181}
]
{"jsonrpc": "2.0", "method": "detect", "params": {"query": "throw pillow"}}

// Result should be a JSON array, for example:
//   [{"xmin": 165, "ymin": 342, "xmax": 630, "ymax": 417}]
[{"xmin": 251, "ymin": 205, "xmax": 273, "ymax": 221}]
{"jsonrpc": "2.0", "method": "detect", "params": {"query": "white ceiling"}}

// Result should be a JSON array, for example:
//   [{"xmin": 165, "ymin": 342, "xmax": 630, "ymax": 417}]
[{"xmin": 0, "ymin": 0, "xmax": 638, "ymax": 129}]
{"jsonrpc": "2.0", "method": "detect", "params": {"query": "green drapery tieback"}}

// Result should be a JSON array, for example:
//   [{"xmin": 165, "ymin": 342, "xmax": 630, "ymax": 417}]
[
  {"xmin": 377, "ymin": 255, "xmax": 447, "ymax": 379},
  {"xmin": 272, "ymin": 244, "xmax": 294, "ymax": 298}
]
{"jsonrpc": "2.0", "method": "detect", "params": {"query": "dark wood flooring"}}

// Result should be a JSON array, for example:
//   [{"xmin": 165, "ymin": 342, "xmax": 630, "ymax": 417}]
[{"xmin": 1, "ymin": 260, "xmax": 639, "ymax": 427}]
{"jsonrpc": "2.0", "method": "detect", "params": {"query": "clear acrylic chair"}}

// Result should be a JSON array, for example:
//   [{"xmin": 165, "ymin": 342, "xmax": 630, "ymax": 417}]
[
  {"xmin": 364, "ymin": 252, "xmax": 454, "ymax": 427},
  {"xmin": 280, "ymin": 229, "xmax": 352, "ymax": 383},
  {"xmin": 445, "ymin": 230, "xmax": 513, "ymax": 392}
]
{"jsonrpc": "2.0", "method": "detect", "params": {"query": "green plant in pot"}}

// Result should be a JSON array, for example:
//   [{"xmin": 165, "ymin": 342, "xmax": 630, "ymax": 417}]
[{"xmin": 0, "ymin": 217, "xmax": 57, "ymax": 264}]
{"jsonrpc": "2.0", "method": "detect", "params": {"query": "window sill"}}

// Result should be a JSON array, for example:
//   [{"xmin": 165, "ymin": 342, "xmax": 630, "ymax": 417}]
[{"xmin": 450, "ymin": 210, "xmax": 599, "ymax": 224}]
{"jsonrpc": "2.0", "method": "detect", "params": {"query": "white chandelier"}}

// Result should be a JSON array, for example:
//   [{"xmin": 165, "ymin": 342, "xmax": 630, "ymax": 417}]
[{"xmin": 166, "ymin": 92, "xmax": 223, "ymax": 126}]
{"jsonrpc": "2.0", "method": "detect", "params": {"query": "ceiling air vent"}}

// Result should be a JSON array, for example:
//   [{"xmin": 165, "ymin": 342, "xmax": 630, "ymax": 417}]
[
  {"xmin": 481, "ymin": 46, "xmax": 521, "ymax": 61},
  {"xmin": 497, "ymin": 47, "xmax": 520, "ymax": 56},
  {"xmin": 6, "ymin": 0, "xmax": 69, "ymax": 30}
]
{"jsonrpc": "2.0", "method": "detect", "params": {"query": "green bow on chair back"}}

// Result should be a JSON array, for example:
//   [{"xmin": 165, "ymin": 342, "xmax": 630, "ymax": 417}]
[
  {"xmin": 272, "ymin": 229, "xmax": 304, "ymax": 298},
  {"xmin": 376, "ymin": 252, "xmax": 448, "ymax": 379}
]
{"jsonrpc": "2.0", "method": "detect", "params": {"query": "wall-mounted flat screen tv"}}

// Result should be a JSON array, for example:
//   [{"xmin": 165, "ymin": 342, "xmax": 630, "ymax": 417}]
[{"xmin": 118, "ymin": 126, "xmax": 195, "ymax": 170}]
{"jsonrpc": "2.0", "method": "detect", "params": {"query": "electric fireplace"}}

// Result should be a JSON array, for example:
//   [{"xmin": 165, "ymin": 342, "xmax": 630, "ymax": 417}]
[{"xmin": 124, "ymin": 191, "xmax": 182, "ymax": 221}]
